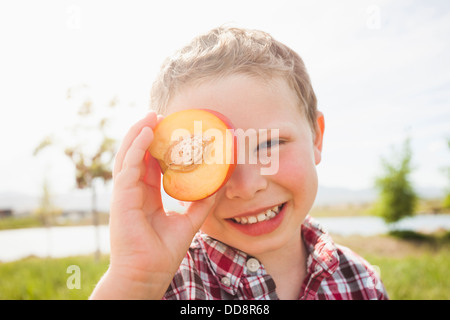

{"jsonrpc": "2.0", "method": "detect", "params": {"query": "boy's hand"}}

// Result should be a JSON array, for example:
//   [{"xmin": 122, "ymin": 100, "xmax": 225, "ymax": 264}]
[{"xmin": 90, "ymin": 112, "xmax": 216, "ymax": 299}]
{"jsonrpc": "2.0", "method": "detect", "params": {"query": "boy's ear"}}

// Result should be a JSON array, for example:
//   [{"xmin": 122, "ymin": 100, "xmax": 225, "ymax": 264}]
[{"xmin": 313, "ymin": 111, "xmax": 325, "ymax": 165}]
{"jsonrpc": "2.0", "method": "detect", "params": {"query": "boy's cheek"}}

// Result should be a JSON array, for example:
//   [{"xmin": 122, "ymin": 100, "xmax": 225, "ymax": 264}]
[
  {"xmin": 278, "ymin": 156, "xmax": 319, "ymax": 218},
  {"xmin": 276, "ymin": 150, "xmax": 318, "ymax": 188},
  {"xmin": 276, "ymin": 157, "xmax": 304, "ymax": 183},
  {"xmin": 259, "ymin": 151, "xmax": 280, "ymax": 176}
]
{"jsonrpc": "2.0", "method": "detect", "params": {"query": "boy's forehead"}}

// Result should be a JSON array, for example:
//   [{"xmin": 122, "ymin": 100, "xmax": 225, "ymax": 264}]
[{"xmin": 165, "ymin": 74, "xmax": 304, "ymax": 129}]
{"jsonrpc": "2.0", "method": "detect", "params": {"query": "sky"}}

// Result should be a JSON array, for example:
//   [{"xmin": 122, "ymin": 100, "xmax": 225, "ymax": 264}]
[{"xmin": 0, "ymin": 0, "xmax": 449, "ymax": 199}]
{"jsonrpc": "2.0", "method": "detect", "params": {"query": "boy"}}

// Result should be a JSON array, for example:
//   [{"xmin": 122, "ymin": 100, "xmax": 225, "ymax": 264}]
[{"xmin": 90, "ymin": 27, "xmax": 388, "ymax": 300}]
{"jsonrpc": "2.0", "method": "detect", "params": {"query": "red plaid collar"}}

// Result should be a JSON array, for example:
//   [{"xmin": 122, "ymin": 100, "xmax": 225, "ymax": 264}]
[
  {"xmin": 192, "ymin": 215, "xmax": 339, "ymax": 298},
  {"xmin": 302, "ymin": 215, "xmax": 340, "ymax": 275}
]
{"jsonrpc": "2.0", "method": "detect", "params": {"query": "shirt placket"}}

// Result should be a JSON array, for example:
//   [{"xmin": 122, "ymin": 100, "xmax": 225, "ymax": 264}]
[
  {"xmin": 300, "ymin": 263, "xmax": 326, "ymax": 300},
  {"xmin": 238, "ymin": 257, "xmax": 277, "ymax": 300}
]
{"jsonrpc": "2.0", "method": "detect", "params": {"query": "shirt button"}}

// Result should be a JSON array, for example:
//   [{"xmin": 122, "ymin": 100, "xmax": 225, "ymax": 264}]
[
  {"xmin": 246, "ymin": 258, "xmax": 260, "ymax": 272},
  {"xmin": 221, "ymin": 276, "xmax": 231, "ymax": 287}
]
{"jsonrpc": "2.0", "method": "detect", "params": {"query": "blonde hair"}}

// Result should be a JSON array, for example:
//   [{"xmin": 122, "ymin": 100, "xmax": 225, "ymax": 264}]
[{"xmin": 150, "ymin": 26, "xmax": 318, "ymax": 134}]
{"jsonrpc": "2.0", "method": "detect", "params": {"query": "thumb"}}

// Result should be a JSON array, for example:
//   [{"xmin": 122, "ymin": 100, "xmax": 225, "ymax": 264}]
[{"xmin": 183, "ymin": 194, "xmax": 217, "ymax": 233}]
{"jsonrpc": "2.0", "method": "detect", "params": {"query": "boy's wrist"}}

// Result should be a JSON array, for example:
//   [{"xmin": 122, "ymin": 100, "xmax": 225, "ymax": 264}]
[{"xmin": 90, "ymin": 266, "xmax": 171, "ymax": 300}]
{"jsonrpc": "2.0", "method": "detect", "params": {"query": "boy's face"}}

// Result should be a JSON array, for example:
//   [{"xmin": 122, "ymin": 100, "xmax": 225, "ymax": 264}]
[{"xmin": 166, "ymin": 74, "xmax": 324, "ymax": 257}]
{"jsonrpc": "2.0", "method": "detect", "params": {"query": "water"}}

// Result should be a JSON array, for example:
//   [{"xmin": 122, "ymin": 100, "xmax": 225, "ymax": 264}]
[
  {"xmin": 0, "ymin": 214, "xmax": 449, "ymax": 262},
  {"xmin": 0, "ymin": 225, "xmax": 110, "ymax": 262}
]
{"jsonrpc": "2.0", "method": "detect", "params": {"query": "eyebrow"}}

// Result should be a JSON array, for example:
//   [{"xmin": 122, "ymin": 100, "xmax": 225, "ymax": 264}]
[
  {"xmin": 258, "ymin": 122, "xmax": 296, "ymax": 136},
  {"xmin": 260, "ymin": 120, "xmax": 298, "ymax": 130}
]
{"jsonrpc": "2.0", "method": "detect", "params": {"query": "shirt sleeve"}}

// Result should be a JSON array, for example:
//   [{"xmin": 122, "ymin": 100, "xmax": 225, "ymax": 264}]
[{"xmin": 163, "ymin": 250, "xmax": 208, "ymax": 300}]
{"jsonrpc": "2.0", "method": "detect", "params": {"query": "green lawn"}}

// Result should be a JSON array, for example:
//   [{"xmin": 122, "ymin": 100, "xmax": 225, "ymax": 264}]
[
  {"xmin": 365, "ymin": 251, "xmax": 449, "ymax": 299},
  {"xmin": 334, "ymin": 231, "xmax": 450, "ymax": 300},
  {"xmin": 0, "ymin": 255, "xmax": 109, "ymax": 300}
]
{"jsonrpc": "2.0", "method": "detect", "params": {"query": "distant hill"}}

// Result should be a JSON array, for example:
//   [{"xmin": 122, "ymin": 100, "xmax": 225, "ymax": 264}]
[
  {"xmin": 0, "ymin": 190, "xmax": 183, "ymax": 214},
  {"xmin": 0, "ymin": 185, "xmax": 444, "ymax": 214},
  {"xmin": 315, "ymin": 185, "xmax": 444, "ymax": 206},
  {"xmin": 0, "ymin": 190, "xmax": 112, "ymax": 214},
  {"xmin": 314, "ymin": 186, "xmax": 376, "ymax": 205}
]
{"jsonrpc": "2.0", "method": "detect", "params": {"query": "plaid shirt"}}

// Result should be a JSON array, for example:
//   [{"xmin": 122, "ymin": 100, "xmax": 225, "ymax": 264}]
[{"xmin": 163, "ymin": 215, "xmax": 388, "ymax": 300}]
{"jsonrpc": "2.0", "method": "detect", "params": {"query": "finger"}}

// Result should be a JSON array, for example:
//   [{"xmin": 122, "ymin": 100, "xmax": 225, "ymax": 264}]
[
  {"xmin": 113, "ymin": 112, "xmax": 158, "ymax": 177},
  {"xmin": 113, "ymin": 127, "xmax": 153, "ymax": 193},
  {"xmin": 122, "ymin": 126, "xmax": 154, "ymax": 171},
  {"xmin": 124, "ymin": 127, "xmax": 164, "ymax": 214},
  {"xmin": 143, "ymin": 173, "xmax": 164, "ymax": 218},
  {"xmin": 111, "ymin": 128, "xmax": 163, "ymax": 215},
  {"xmin": 142, "ymin": 150, "xmax": 164, "ymax": 212},
  {"xmin": 157, "ymin": 114, "xmax": 165, "ymax": 125},
  {"xmin": 183, "ymin": 194, "xmax": 217, "ymax": 234},
  {"xmin": 142, "ymin": 149, "xmax": 162, "ymax": 186}
]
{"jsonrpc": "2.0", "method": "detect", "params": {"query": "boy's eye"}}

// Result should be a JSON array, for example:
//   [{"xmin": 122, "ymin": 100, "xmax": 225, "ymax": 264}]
[{"xmin": 256, "ymin": 139, "xmax": 282, "ymax": 152}]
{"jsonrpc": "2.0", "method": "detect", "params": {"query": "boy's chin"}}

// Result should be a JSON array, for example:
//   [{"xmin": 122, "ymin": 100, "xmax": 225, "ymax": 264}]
[{"xmin": 222, "ymin": 232, "xmax": 296, "ymax": 257}]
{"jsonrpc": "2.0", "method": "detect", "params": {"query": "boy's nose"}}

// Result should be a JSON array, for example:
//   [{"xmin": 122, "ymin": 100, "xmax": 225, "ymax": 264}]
[{"xmin": 224, "ymin": 163, "xmax": 268, "ymax": 200}]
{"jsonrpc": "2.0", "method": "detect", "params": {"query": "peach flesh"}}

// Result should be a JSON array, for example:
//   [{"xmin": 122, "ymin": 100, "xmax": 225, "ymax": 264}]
[{"xmin": 149, "ymin": 109, "xmax": 236, "ymax": 201}]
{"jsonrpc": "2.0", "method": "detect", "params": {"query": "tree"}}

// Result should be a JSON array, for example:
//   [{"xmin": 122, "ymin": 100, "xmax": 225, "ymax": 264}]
[
  {"xmin": 33, "ymin": 176, "xmax": 61, "ymax": 227},
  {"xmin": 62, "ymin": 117, "xmax": 115, "ymax": 262},
  {"xmin": 32, "ymin": 176, "xmax": 62, "ymax": 258},
  {"xmin": 34, "ymin": 85, "xmax": 118, "ymax": 261},
  {"xmin": 372, "ymin": 138, "xmax": 418, "ymax": 225}
]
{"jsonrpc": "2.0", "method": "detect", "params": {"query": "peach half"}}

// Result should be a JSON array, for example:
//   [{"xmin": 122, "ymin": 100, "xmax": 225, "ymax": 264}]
[{"xmin": 149, "ymin": 109, "xmax": 237, "ymax": 201}]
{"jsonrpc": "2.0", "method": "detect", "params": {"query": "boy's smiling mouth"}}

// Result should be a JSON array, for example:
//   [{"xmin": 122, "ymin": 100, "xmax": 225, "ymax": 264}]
[
  {"xmin": 226, "ymin": 202, "xmax": 287, "ymax": 236},
  {"xmin": 230, "ymin": 203, "xmax": 284, "ymax": 224}
]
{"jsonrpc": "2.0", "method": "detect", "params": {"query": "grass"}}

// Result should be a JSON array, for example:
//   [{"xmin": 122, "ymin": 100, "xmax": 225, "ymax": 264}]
[
  {"xmin": 333, "ymin": 230, "xmax": 450, "ymax": 300},
  {"xmin": 0, "ymin": 216, "xmax": 43, "ymax": 230},
  {"xmin": 366, "ymin": 251, "xmax": 449, "ymax": 299},
  {"xmin": 0, "ymin": 255, "xmax": 109, "ymax": 299},
  {"xmin": 0, "ymin": 212, "xmax": 110, "ymax": 231}
]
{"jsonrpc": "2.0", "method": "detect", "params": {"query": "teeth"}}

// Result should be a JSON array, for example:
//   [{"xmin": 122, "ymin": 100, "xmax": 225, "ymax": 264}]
[
  {"xmin": 266, "ymin": 210, "xmax": 276, "ymax": 219},
  {"xmin": 248, "ymin": 216, "xmax": 257, "ymax": 224},
  {"xmin": 257, "ymin": 213, "xmax": 266, "ymax": 222},
  {"xmin": 232, "ymin": 204, "xmax": 283, "ymax": 225}
]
